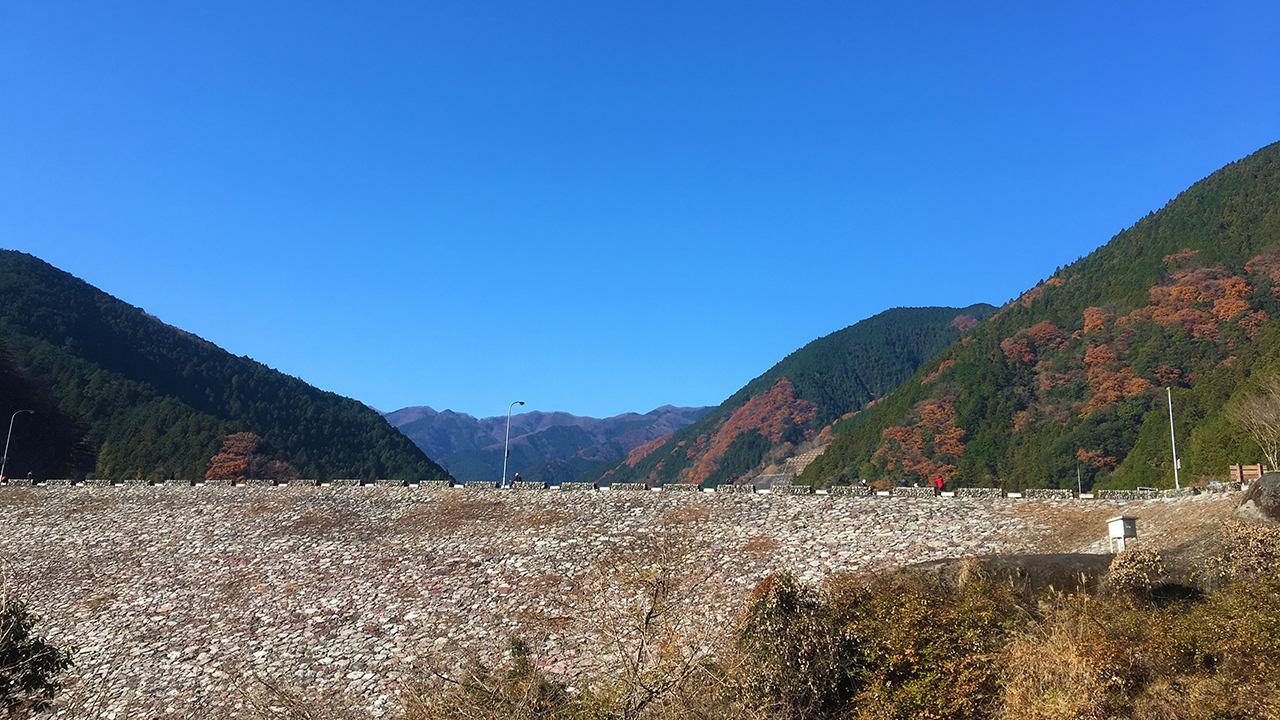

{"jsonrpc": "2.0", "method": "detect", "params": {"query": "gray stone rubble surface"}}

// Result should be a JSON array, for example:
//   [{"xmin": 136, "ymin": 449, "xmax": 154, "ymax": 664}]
[{"xmin": 0, "ymin": 485, "xmax": 1238, "ymax": 718}]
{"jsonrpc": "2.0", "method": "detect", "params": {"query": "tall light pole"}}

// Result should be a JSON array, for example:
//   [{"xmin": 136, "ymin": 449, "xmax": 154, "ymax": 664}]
[
  {"xmin": 2, "ymin": 410, "xmax": 34, "ymax": 483},
  {"xmin": 501, "ymin": 401, "xmax": 525, "ymax": 487},
  {"xmin": 1167, "ymin": 387, "xmax": 1181, "ymax": 490}
]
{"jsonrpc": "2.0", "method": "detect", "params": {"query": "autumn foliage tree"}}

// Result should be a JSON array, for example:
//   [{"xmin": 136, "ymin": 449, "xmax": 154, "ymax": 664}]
[
  {"xmin": 1228, "ymin": 377, "xmax": 1280, "ymax": 470},
  {"xmin": 205, "ymin": 432, "xmax": 296, "ymax": 482}
]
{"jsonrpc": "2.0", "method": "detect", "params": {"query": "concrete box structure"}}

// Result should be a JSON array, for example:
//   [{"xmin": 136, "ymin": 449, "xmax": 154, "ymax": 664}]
[{"xmin": 1108, "ymin": 516, "xmax": 1138, "ymax": 552}]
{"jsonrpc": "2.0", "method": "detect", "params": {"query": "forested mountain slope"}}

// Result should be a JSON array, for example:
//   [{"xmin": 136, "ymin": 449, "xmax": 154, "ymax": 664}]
[
  {"xmin": 802, "ymin": 140, "xmax": 1280, "ymax": 490},
  {"xmin": 385, "ymin": 405, "xmax": 710, "ymax": 485},
  {"xmin": 0, "ymin": 251, "xmax": 450, "ymax": 482},
  {"xmin": 584, "ymin": 304, "xmax": 995, "ymax": 487}
]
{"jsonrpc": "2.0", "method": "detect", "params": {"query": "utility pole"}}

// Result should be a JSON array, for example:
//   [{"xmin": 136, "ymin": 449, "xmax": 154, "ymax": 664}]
[{"xmin": 1167, "ymin": 386, "xmax": 1181, "ymax": 490}]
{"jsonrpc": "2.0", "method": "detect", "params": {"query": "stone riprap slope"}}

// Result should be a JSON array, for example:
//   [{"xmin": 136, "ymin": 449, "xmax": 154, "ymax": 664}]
[{"xmin": 0, "ymin": 486, "xmax": 1239, "ymax": 719}]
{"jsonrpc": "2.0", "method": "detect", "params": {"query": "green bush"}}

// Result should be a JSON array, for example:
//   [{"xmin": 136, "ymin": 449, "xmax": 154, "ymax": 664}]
[
  {"xmin": 735, "ymin": 572, "xmax": 862, "ymax": 720},
  {"xmin": 0, "ymin": 599, "xmax": 75, "ymax": 716},
  {"xmin": 734, "ymin": 569, "xmax": 1021, "ymax": 720}
]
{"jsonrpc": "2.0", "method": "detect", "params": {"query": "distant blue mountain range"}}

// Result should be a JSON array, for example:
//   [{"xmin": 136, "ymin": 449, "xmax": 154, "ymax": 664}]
[{"xmin": 383, "ymin": 404, "xmax": 711, "ymax": 485}]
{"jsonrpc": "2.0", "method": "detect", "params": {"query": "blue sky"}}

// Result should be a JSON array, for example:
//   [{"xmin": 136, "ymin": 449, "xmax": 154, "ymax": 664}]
[{"xmin": 2, "ymin": 1, "xmax": 1278, "ymax": 419}]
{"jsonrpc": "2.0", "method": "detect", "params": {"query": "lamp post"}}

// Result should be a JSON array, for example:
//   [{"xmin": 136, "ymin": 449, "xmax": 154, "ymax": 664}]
[
  {"xmin": 1167, "ymin": 387, "xmax": 1181, "ymax": 491},
  {"xmin": 501, "ymin": 401, "xmax": 525, "ymax": 487},
  {"xmin": 2, "ymin": 410, "xmax": 34, "ymax": 483}
]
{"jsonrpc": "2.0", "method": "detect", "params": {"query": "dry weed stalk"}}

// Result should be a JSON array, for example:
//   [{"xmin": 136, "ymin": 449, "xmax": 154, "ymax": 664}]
[
  {"xmin": 997, "ymin": 600, "xmax": 1112, "ymax": 720},
  {"xmin": 243, "ymin": 675, "xmax": 373, "ymax": 720},
  {"xmin": 569, "ymin": 528, "xmax": 728, "ymax": 720}
]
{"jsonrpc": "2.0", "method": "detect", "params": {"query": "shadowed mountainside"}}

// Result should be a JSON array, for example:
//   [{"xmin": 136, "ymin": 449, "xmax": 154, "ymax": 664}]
[{"xmin": 0, "ymin": 250, "xmax": 450, "ymax": 482}]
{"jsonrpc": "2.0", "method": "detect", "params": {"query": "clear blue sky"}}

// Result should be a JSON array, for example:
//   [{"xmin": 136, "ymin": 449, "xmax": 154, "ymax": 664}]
[{"xmin": 2, "ymin": 2, "xmax": 1278, "ymax": 419}]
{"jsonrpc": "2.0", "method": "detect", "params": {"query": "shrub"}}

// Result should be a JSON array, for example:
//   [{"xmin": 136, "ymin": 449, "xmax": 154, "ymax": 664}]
[
  {"xmin": 1217, "ymin": 519, "xmax": 1280, "ymax": 582},
  {"xmin": 1105, "ymin": 548, "xmax": 1164, "ymax": 599},
  {"xmin": 0, "ymin": 599, "xmax": 75, "ymax": 716},
  {"xmin": 999, "ymin": 572, "xmax": 1280, "ymax": 720},
  {"xmin": 735, "ymin": 569, "xmax": 1021, "ymax": 720},
  {"xmin": 735, "ymin": 572, "xmax": 861, "ymax": 720},
  {"xmin": 835, "ymin": 571, "xmax": 1020, "ymax": 720},
  {"xmin": 403, "ymin": 637, "xmax": 581, "ymax": 720}
]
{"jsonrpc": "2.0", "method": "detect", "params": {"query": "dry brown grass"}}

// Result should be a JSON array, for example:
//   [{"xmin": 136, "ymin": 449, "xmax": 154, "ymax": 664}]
[
  {"xmin": 1025, "ymin": 495, "xmax": 1239, "ymax": 554},
  {"xmin": 740, "ymin": 536, "xmax": 778, "ymax": 555},
  {"xmin": 243, "ymin": 676, "xmax": 373, "ymax": 720},
  {"xmin": 397, "ymin": 498, "xmax": 511, "ymax": 534},
  {"xmin": 248, "ymin": 499, "xmax": 289, "ymax": 517},
  {"xmin": 293, "ymin": 507, "xmax": 367, "ymax": 537},
  {"xmin": 997, "ymin": 607, "xmax": 1112, "ymax": 720},
  {"xmin": 1217, "ymin": 518, "xmax": 1280, "ymax": 581},
  {"xmin": 0, "ymin": 488, "xmax": 42, "ymax": 509},
  {"xmin": 660, "ymin": 504, "xmax": 711, "ymax": 526},
  {"xmin": 1022, "ymin": 505, "xmax": 1117, "ymax": 553}
]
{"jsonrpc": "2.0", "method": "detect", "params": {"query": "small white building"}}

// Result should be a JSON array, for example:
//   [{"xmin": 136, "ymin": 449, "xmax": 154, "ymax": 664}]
[{"xmin": 1107, "ymin": 515, "xmax": 1138, "ymax": 552}]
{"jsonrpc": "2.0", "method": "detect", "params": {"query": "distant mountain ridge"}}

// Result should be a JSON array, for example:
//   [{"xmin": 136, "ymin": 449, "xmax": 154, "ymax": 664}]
[
  {"xmin": 581, "ymin": 304, "xmax": 997, "ymax": 487},
  {"xmin": 385, "ymin": 404, "xmax": 711, "ymax": 485},
  {"xmin": 0, "ymin": 250, "xmax": 449, "ymax": 482}
]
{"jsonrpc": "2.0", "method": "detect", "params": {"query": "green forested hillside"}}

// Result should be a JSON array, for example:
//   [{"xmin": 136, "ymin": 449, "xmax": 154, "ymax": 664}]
[
  {"xmin": 0, "ymin": 251, "xmax": 450, "ymax": 482},
  {"xmin": 586, "ymin": 304, "xmax": 995, "ymax": 486},
  {"xmin": 802, "ymin": 140, "xmax": 1280, "ymax": 490}
]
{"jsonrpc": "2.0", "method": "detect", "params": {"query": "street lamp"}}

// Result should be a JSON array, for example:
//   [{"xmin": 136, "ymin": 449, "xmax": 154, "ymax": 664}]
[
  {"xmin": 1, "ymin": 410, "xmax": 34, "ymax": 483},
  {"xmin": 501, "ymin": 401, "xmax": 525, "ymax": 487}
]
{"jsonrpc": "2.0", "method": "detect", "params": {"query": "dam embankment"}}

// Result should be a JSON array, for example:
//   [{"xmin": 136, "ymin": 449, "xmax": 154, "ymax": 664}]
[{"xmin": 0, "ymin": 485, "xmax": 1240, "ymax": 718}]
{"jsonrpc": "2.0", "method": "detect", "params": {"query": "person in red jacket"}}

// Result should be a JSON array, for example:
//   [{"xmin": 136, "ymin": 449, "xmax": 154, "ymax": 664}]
[{"xmin": 934, "ymin": 477, "xmax": 944, "ymax": 490}]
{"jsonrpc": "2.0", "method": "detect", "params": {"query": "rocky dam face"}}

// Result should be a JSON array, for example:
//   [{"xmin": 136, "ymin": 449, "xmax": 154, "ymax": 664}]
[{"xmin": 0, "ymin": 485, "xmax": 1240, "ymax": 718}]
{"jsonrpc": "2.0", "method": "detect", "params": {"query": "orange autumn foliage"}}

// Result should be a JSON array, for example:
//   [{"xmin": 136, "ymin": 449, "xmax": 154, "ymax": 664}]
[
  {"xmin": 1222, "ymin": 276, "xmax": 1253, "ymax": 298},
  {"xmin": 1076, "ymin": 447, "xmax": 1118, "ymax": 471},
  {"xmin": 1026, "ymin": 321, "xmax": 1068, "ymax": 350},
  {"xmin": 622, "ymin": 434, "xmax": 672, "ymax": 468},
  {"xmin": 1162, "ymin": 248, "xmax": 1201, "ymax": 267},
  {"xmin": 1082, "ymin": 307, "xmax": 1113, "ymax": 334},
  {"xmin": 920, "ymin": 358, "xmax": 956, "ymax": 385},
  {"xmin": 1000, "ymin": 337, "xmax": 1036, "ymax": 365},
  {"xmin": 872, "ymin": 397, "xmax": 965, "ymax": 482},
  {"xmin": 1239, "ymin": 310, "xmax": 1270, "ymax": 338},
  {"xmin": 679, "ymin": 378, "xmax": 817, "ymax": 485},
  {"xmin": 1017, "ymin": 286, "xmax": 1045, "ymax": 307},
  {"xmin": 1001, "ymin": 322, "xmax": 1067, "ymax": 365},
  {"xmin": 1245, "ymin": 250, "xmax": 1280, "ymax": 283},
  {"xmin": 1140, "ymin": 265, "xmax": 1261, "ymax": 340},
  {"xmin": 1082, "ymin": 344, "xmax": 1115, "ymax": 369},
  {"xmin": 1213, "ymin": 297, "xmax": 1250, "ymax": 321},
  {"xmin": 206, "ymin": 432, "xmax": 297, "ymax": 482}
]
